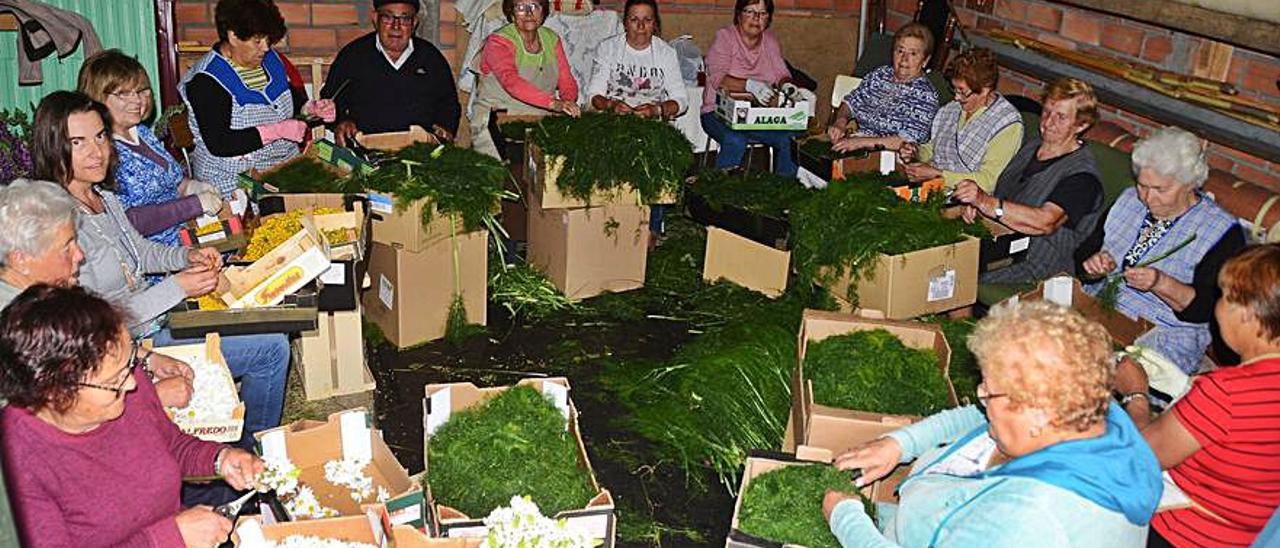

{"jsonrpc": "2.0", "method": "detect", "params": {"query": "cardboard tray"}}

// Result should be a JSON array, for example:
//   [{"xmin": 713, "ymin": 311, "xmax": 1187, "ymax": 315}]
[
  {"xmin": 715, "ymin": 90, "xmax": 812, "ymax": 131},
  {"xmin": 151, "ymin": 333, "xmax": 246, "ymax": 443},
  {"xmin": 686, "ymin": 192, "xmax": 791, "ymax": 252},
  {"xmin": 354, "ymin": 125, "xmax": 439, "ymax": 151},
  {"xmin": 421, "ymin": 378, "xmax": 616, "ymax": 545},
  {"xmin": 167, "ymin": 289, "xmax": 319, "ymax": 339},
  {"xmin": 1008, "ymin": 275, "xmax": 1155, "ymax": 348},
  {"xmin": 220, "ymin": 214, "xmax": 332, "ymax": 309},
  {"xmin": 232, "ymin": 505, "xmax": 391, "ymax": 546},
  {"xmin": 795, "ymin": 139, "xmax": 945, "ymax": 202},
  {"xmin": 254, "ymin": 194, "xmax": 371, "ymax": 311}
]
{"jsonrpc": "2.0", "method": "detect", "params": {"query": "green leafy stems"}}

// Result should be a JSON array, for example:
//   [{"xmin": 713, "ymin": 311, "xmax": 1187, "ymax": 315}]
[
  {"xmin": 737, "ymin": 463, "xmax": 870, "ymax": 548},
  {"xmin": 804, "ymin": 329, "xmax": 952, "ymax": 416},
  {"xmin": 1096, "ymin": 233, "xmax": 1197, "ymax": 311}
]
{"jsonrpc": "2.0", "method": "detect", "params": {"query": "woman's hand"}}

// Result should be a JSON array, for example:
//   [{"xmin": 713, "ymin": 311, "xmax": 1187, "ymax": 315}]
[
  {"xmin": 611, "ymin": 100, "xmax": 634, "ymax": 115},
  {"xmin": 826, "ymin": 124, "xmax": 847, "ymax": 144},
  {"xmin": 903, "ymin": 162, "xmax": 941, "ymax": 183},
  {"xmin": 255, "ymin": 119, "xmax": 308, "ymax": 144},
  {"xmin": 823, "ymin": 489, "xmax": 866, "ymax": 522},
  {"xmin": 898, "ymin": 141, "xmax": 919, "ymax": 163},
  {"xmin": 216, "ymin": 447, "xmax": 266, "ymax": 491},
  {"xmin": 175, "ymin": 266, "xmax": 220, "ymax": 298},
  {"xmin": 334, "ymin": 120, "xmax": 359, "ymax": 148},
  {"xmin": 175, "ymin": 506, "xmax": 231, "ymax": 548},
  {"xmin": 1083, "ymin": 251, "xmax": 1117, "ymax": 278},
  {"xmin": 155, "ymin": 376, "xmax": 194, "ymax": 408},
  {"xmin": 833, "ymin": 437, "xmax": 902, "ymax": 486},
  {"xmin": 960, "ymin": 205, "xmax": 979, "ymax": 224},
  {"xmin": 552, "ymin": 99, "xmax": 581, "ymax": 117},
  {"xmin": 951, "ymin": 179, "xmax": 991, "ymax": 212},
  {"xmin": 187, "ymin": 247, "xmax": 222, "ymax": 270},
  {"xmin": 304, "ymin": 99, "xmax": 337, "ymax": 123},
  {"xmin": 1124, "ymin": 266, "xmax": 1162, "ymax": 292}
]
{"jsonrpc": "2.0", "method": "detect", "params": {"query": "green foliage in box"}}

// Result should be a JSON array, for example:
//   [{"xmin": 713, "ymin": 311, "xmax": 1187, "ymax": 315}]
[
  {"xmin": 353, "ymin": 143, "xmax": 512, "ymax": 234},
  {"xmin": 805, "ymin": 329, "xmax": 952, "ymax": 416},
  {"xmin": 689, "ymin": 169, "xmax": 815, "ymax": 218},
  {"xmin": 426, "ymin": 385, "xmax": 597, "ymax": 517},
  {"xmin": 528, "ymin": 112, "xmax": 692, "ymax": 204},
  {"xmin": 256, "ymin": 157, "xmax": 353, "ymax": 194},
  {"xmin": 738, "ymin": 463, "xmax": 869, "ymax": 548}
]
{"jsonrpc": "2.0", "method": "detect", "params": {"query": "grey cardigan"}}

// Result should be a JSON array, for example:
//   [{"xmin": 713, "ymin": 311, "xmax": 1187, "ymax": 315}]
[{"xmin": 76, "ymin": 189, "xmax": 189, "ymax": 332}]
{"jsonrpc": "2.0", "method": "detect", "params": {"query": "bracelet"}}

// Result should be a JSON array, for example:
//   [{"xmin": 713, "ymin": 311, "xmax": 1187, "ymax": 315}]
[
  {"xmin": 214, "ymin": 447, "xmax": 228, "ymax": 476},
  {"xmin": 1120, "ymin": 391, "xmax": 1149, "ymax": 407}
]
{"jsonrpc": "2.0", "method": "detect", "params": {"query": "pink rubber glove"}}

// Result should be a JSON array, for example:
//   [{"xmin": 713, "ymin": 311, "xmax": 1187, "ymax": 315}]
[
  {"xmin": 304, "ymin": 99, "xmax": 337, "ymax": 123},
  {"xmin": 256, "ymin": 119, "xmax": 308, "ymax": 144}
]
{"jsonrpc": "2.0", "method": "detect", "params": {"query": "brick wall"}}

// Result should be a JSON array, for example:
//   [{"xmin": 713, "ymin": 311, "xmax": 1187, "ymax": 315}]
[{"xmin": 886, "ymin": 0, "xmax": 1280, "ymax": 191}]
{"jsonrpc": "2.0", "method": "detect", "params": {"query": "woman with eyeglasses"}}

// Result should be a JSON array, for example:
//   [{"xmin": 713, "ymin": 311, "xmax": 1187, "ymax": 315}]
[
  {"xmin": 180, "ymin": 0, "xmax": 336, "ymax": 197},
  {"xmin": 79, "ymin": 49, "xmax": 224, "ymax": 247},
  {"xmin": 701, "ymin": 0, "xmax": 802, "ymax": 176},
  {"xmin": 0, "ymin": 285, "xmax": 265, "ymax": 548},
  {"xmin": 898, "ymin": 48, "xmax": 1023, "ymax": 193},
  {"xmin": 469, "ymin": 0, "xmax": 580, "ymax": 158},
  {"xmin": 823, "ymin": 301, "xmax": 1162, "ymax": 546},
  {"xmin": 827, "ymin": 23, "xmax": 940, "ymax": 155}
]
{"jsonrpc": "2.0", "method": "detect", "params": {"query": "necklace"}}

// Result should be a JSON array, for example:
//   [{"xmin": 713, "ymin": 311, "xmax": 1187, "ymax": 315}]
[{"xmin": 77, "ymin": 189, "xmax": 144, "ymax": 291}]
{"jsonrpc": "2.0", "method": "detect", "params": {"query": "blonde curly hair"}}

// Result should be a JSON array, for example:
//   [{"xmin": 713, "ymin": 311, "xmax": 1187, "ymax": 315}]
[{"xmin": 969, "ymin": 301, "xmax": 1113, "ymax": 432}]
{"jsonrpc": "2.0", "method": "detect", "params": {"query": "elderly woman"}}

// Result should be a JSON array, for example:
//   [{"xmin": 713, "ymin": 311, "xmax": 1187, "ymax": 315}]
[
  {"xmin": 899, "ymin": 48, "xmax": 1022, "ymax": 192},
  {"xmin": 826, "ymin": 23, "xmax": 939, "ymax": 154},
  {"xmin": 1116, "ymin": 244, "xmax": 1280, "ymax": 547},
  {"xmin": 1079, "ymin": 127, "xmax": 1245, "ymax": 374},
  {"xmin": 587, "ymin": 0, "xmax": 687, "ymax": 120},
  {"xmin": 30, "ymin": 90, "xmax": 289, "ymax": 449},
  {"xmin": 180, "ymin": 0, "xmax": 335, "ymax": 197},
  {"xmin": 953, "ymin": 77, "xmax": 1104, "ymax": 285},
  {"xmin": 0, "ymin": 285, "xmax": 264, "ymax": 547},
  {"xmin": 470, "ymin": 0, "xmax": 580, "ymax": 159},
  {"xmin": 79, "ymin": 49, "xmax": 223, "ymax": 247},
  {"xmin": 700, "ymin": 0, "xmax": 800, "ymax": 176},
  {"xmin": 824, "ymin": 301, "xmax": 1161, "ymax": 546}
]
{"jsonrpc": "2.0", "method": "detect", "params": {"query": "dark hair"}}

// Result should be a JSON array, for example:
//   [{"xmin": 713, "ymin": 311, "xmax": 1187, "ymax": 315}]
[
  {"xmin": 944, "ymin": 48, "xmax": 999, "ymax": 94},
  {"xmin": 624, "ymin": 0, "xmax": 662, "ymax": 35},
  {"xmin": 1220, "ymin": 244, "xmax": 1280, "ymax": 343},
  {"xmin": 215, "ymin": 0, "xmax": 287, "ymax": 44},
  {"xmin": 502, "ymin": 0, "xmax": 551, "ymax": 23},
  {"xmin": 734, "ymin": 0, "xmax": 775, "ymax": 28},
  {"xmin": 31, "ymin": 90, "xmax": 118, "ymax": 190},
  {"xmin": 0, "ymin": 285, "xmax": 127, "ymax": 413}
]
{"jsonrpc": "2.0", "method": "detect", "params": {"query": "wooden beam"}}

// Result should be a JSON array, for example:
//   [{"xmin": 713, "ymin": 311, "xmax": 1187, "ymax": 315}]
[
  {"xmin": 1053, "ymin": 0, "xmax": 1279, "ymax": 56},
  {"xmin": 0, "ymin": 13, "xmax": 17, "ymax": 31}
]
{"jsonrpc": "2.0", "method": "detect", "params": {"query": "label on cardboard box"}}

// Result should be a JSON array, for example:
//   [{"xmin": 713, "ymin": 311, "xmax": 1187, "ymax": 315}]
[
  {"xmin": 541, "ymin": 382, "xmax": 571, "ymax": 429},
  {"xmin": 197, "ymin": 231, "xmax": 227, "ymax": 244},
  {"xmin": 927, "ymin": 269, "xmax": 957, "ymax": 302},
  {"xmin": 1009, "ymin": 236, "xmax": 1030, "ymax": 254},
  {"xmin": 368, "ymin": 192, "xmax": 395, "ymax": 215},
  {"xmin": 426, "ymin": 387, "xmax": 452, "ymax": 435},
  {"xmin": 321, "ymin": 262, "xmax": 346, "ymax": 285},
  {"xmin": 1044, "ymin": 275, "xmax": 1074, "ymax": 306},
  {"xmin": 878, "ymin": 151, "xmax": 896, "ymax": 175},
  {"xmin": 340, "ymin": 410, "xmax": 373, "ymax": 463},
  {"xmin": 378, "ymin": 274, "xmax": 394, "ymax": 310},
  {"xmin": 388, "ymin": 502, "xmax": 422, "ymax": 527}
]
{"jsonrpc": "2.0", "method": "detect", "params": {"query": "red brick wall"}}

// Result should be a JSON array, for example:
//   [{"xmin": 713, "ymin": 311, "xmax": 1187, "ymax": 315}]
[{"xmin": 886, "ymin": 0, "xmax": 1280, "ymax": 191}]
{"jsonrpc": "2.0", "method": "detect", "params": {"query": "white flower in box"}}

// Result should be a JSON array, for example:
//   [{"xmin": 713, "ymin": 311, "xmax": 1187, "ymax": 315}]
[
  {"xmin": 166, "ymin": 355, "xmax": 238, "ymax": 427},
  {"xmin": 266, "ymin": 537, "xmax": 376, "ymax": 548},
  {"xmin": 482, "ymin": 496, "xmax": 600, "ymax": 548},
  {"xmin": 323, "ymin": 457, "xmax": 375, "ymax": 503},
  {"xmin": 287, "ymin": 485, "xmax": 338, "ymax": 519}
]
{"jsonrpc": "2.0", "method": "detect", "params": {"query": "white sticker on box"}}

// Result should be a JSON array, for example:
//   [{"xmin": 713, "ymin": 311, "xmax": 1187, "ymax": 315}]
[
  {"xmin": 879, "ymin": 151, "xmax": 896, "ymax": 175},
  {"xmin": 541, "ymin": 382, "xmax": 571, "ymax": 429},
  {"xmin": 378, "ymin": 274, "xmax": 394, "ymax": 310},
  {"xmin": 565, "ymin": 514, "xmax": 611, "ymax": 538},
  {"xmin": 368, "ymin": 192, "xmax": 395, "ymax": 215},
  {"xmin": 260, "ymin": 429, "xmax": 288, "ymax": 462},
  {"xmin": 387, "ymin": 503, "xmax": 422, "ymax": 526},
  {"xmin": 196, "ymin": 231, "xmax": 227, "ymax": 244},
  {"xmin": 796, "ymin": 167, "xmax": 828, "ymax": 189},
  {"xmin": 320, "ymin": 262, "xmax": 346, "ymax": 285},
  {"xmin": 233, "ymin": 519, "xmax": 268, "ymax": 548},
  {"xmin": 426, "ymin": 387, "xmax": 452, "ymax": 435},
  {"xmin": 927, "ymin": 269, "xmax": 957, "ymax": 302},
  {"xmin": 1045, "ymin": 275, "xmax": 1074, "ymax": 307},
  {"xmin": 340, "ymin": 410, "xmax": 372, "ymax": 463},
  {"xmin": 1009, "ymin": 236, "xmax": 1030, "ymax": 254}
]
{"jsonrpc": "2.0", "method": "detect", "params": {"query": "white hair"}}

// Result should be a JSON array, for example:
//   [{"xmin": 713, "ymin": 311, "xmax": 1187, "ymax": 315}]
[
  {"xmin": 1131, "ymin": 126, "xmax": 1209, "ymax": 189},
  {"xmin": 0, "ymin": 179, "xmax": 80, "ymax": 268}
]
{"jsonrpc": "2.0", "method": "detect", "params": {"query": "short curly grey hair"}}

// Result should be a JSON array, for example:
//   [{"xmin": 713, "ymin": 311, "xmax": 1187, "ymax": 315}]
[
  {"xmin": 1131, "ymin": 126, "xmax": 1209, "ymax": 189},
  {"xmin": 0, "ymin": 179, "xmax": 79, "ymax": 268}
]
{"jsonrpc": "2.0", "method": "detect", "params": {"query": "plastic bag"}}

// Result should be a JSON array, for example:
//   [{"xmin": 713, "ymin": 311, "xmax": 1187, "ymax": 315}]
[{"xmin": 670, "ymin": 35, "xmax": 703, "ymax": 86}]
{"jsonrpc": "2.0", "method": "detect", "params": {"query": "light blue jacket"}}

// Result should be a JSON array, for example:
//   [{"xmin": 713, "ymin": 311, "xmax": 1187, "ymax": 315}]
[{"xmin": 830, "ymin": 405, "xmax": 1161, "ymax": 547}]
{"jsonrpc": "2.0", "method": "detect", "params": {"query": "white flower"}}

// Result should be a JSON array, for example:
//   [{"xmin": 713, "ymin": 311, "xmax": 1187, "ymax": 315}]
[
  {"xmin": 481, "ymin": 496, "xmax": 599, "ymax": 548},
  {"xmin": 323, "ymin": 457, "xmax": 375, "ymax": 503},
  {"xmin": 257, "ymin": 456, "xmax": 301, "ymax": 497},
  {"xmin": 167, "ymin": 355, "xmax": 238, "ymax": 427},
  {"xmin": 285, "ymin": 485, "xmax": 337, "ymax": 519},
  {"xmin": 264, "ymin": 536, "xmax": 376, "ymax": 548}
]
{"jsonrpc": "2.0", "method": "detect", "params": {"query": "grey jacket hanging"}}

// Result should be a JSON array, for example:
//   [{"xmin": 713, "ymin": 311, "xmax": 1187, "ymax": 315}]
[{"xmin": 0, "ymin": 0, "xmax": 103, "ymax": 85}]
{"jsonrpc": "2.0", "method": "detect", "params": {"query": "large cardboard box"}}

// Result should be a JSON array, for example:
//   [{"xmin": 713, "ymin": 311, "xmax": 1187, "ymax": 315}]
[
  {"xmin": 355, "ymin": 125, "xmax": 438, "ymax": 151},
  {"xmin": 255, "ymin": 409, "xmax": 426, "ymax": 529},
  {"xmin": 422, "ymin": 378, "xmax": 616, "ymax": 545},
  {"xmin": 167, "ymin": 289, "xmax": 320, "ymax": 339},
  {"xmin": 795, "ymin": 140, "xmax": 944, "ymax": 201},
  {"xmin": 725, "ymin": 448, "xmax": 904, "ymax": 548},
  {"xmin": 942, "ymin": 207, "xmax": 1030, "ymax": 275},
  {"xmin": 789, "ymin": 309, "xmax": 955, "ymax": 451},
  {"xmin": 526, "ymin": 202, "xmax": 649, "ymax": 301},
  {"xmin": 525, "ymin": 143, "xmax": 678, "ymax": 210},
  {"xmin": 361, "ymin": 232, "xmax": 488, "ymax": 349},
  {"xmin": 715, "ymin": 89, "xmax": 813, "ymax": 131},
  {"xmin": 238, "ymin": 139, "xmax": 372, "ymax": 200},
  {"xmin": 1007, "ymin": 275, "xmax": 1155, "ymax": 347},
  {"xmin": 220, "ymin": 215, "xmax": 333, "ymax": 308},
  {"xmin": 150, "ymin": 334, "xmax": 246, "ymax": 443},
  {"xmin": 821, "ymin": 236, "xmax": 979, "ymax": 319},
  {"xmin": 365, "ymin": 194, "xmax": 469, "ymax": 254},
  {"xmin": 296, "ymin": 307, "xmax": 375, "ymax": 401},
  {"xmin": 703, "ymin": 227, "xmax": 790, "ymax": 298},
  {"xmin": 232, "ymin": 506, "xmax": 391, "ymax": 547}
]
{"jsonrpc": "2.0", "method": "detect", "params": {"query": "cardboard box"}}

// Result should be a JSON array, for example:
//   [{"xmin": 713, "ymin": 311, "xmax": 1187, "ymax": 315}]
[
  {"xmin": 703, "ymin": 227, "xmax": 790, "ymax": 298},
  {"xmin": 1007, "ymin": 275, "xmax": 1155, "ymax": 347},
  {"xmin": 820, "ymin": 236, "xmax": 979, "ymax": 319},
  {"xmin": 150, "ymin": 333, "xmax": 246, "ymax": 443},
  {"xmin": 365, "ymin": 194, "xmax": 473, "ymax": 254},
  {"xmin": 525, "ymin": 143, "xmax": 678, "ymax": 210},
  {"xmin": 789, "ymin": 309, "xmax": 956, "ymax": 451},
  {"xmin": 726, "ymin": 448, "xmax": 903, "ymax": 548},
  {"xmin": 685, "ymin": 192, "xmax": 790, "ymax": 251},
  {"xmin": 355, "ymin": 125, "xmax": 439, "ymax": 151},
  {"xmin": 296, "ymin": 307, "xmax": 375, "ymax": 401},
  {"xmin": 232, "ymin": 505, "xmax": 391, "ymax": 547},
  {"xmin": 253, "ymin": 195, "xmax": 371, "ymax": 311},
  {"xmin": 220, "ymin": 214, "xmax": 333, "ymax": 309},
  {"xmin": 255, "ymin": 409, "xmax": 426, "ymax": 528},
  {"xmin": 526, "ymin": 202, "xmax": 649, "ymax": 301},
  {"xmin": 715, "ymin": 89, "xmax": 812, "ymax": 131},
  {"xmin": 167, "ymin": 289, "xmax": 319, "ymax": 339},
  {"xmin": 361, "ymin": 233, "xmax": 488, "ymax": 349},
  {"xmin": 392, "ymin": 525, "xmax": 481, "ymax": 548},
  {"xmin": 942, "ymin": 208, "xmax": 1030, "ymax": 275},
  {"xmin": 422, "ymin": 378, "xmax": 616, "ymax": 544},
  {"xmin": 179, "ymin": 206, "xmax": 247, "ymax": 253}
]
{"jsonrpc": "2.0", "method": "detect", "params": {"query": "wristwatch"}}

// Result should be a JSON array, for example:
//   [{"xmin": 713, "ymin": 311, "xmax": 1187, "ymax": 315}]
[{"xmin": 993, "ymin": 198, "xmax": 1005, "ymax": 220}]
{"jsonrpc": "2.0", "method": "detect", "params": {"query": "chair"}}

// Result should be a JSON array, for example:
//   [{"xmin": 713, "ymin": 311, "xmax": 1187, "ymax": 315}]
[{"xmin": 830, "ymin": 75, "xmax": 863, "ymax": 112}]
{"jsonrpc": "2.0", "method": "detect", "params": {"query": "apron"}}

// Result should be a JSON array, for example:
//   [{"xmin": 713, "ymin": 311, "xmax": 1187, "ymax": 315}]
[{"xmin": 470, "ymin": 25, "xmax": 562, "ymax": 158}]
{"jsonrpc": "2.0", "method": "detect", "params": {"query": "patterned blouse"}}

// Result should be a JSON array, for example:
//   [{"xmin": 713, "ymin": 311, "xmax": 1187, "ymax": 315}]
[
  {"xmin": 842, "ymin": 65, "xmax": 939, "ymax": 144},
  {"xmin": 112, "ymin": 125, "xmax": 187, "ymax": 247}
]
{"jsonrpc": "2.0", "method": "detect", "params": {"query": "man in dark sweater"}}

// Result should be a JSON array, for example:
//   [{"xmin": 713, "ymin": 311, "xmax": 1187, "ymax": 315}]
[{"xmin": 322, "ymin": 0, "xmax": 461, "ymax": 145}]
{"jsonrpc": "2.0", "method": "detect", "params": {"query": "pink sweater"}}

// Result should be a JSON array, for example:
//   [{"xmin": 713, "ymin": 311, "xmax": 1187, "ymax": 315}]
[
  {"xmin": 2, "ymin": 369, "xmax": 224, "ymax": 547},
  {"xmin": 701, "ymin": 26, "xmax": 791, "ymax": 113},
  {"xmin": 480, "ymin": 29, "xmax": 579, "ymax": 110}
]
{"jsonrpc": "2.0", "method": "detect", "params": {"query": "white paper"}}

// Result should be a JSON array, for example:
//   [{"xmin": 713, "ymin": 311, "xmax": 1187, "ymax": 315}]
[
  {"xmin": 320, "ymin": 262, "xmax": 347, "ymax": 285},
  {"xmin": 230, "ymin": 189, "xmax": 249, "ymax": 217},
  {"xmin": 796, "ymin": 167, "xmax": 829, "ymax": 189},
  {"xmin": 426, "ymin": 387, "xmax": 452, "ymax": 435},
  {"xmin": 1008, "ymin": 236, "xmax": 1030, "ymax": 254},
  {"xmin": 340, "ymin": 410, "xmax": 373, "ymax": 463},
  {"xmin": 565, "ymin": 514, "xmax": 611, "ymax": 538},
  {"xmin": 378, "ymin": 274, "xmax": 394, "ymax": 310},
  {"xmin": 446, "ymin": 525, "xmax": 491, "ymax": 538},
  {"xmin": 927, "ymin": 269, "xmax": 957, "ymax": 302},
  {"xmin": 541, "ymin": 382, "xmax": 571, "ymax": 429},
  {"xmin": 197, "ymin": 231, "xmax": 227, "ymax": 244},
  {"xmin": 1158, "ymin": 472, "xmax": 1194, "ymax": 510},
  {"xmin": 1045, "ymin": 275, "xmax": 1075, "ymax": 307},
  {"xmin": 878, "ymin": 151, "xmax": 896, "ymax": 175},
  {"xmin": 387, "ymin": 502, "xmax": 422, "ymax": 526},
  {"xmin": 233, "ymin": 519, "xmax": 269, "ymax": 548},
  {"xmin": 260, "ymin": 430, "xmax": 288, "ymax": 462}
]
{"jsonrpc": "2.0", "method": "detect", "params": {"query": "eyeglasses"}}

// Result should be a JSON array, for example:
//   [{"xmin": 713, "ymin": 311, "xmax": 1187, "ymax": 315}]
[
  {"xmin": 974, "ymin": 382, "xmax": 1009, "ymax": 415},
  {"xmin": 377, "ymin": 12, "xmax": 416, "ymax": 28},
  {"xmin": 109, "ymin": 88, "xmax": 153, "ymax": 102},
  {"xmin": 741, "ymin": 8, "xmax": 770, "ymax": 19},
  {"xmin": 513, "ymin": 3, "xmax": 543, "ymax": 14},
  {"xmin": 76, "ymin": 342, "xmax": 140, "ymax": 400}
]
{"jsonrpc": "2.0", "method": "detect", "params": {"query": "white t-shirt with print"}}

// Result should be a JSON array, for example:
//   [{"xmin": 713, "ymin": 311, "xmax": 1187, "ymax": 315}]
[{"xmin": 586, "ymin": 34, "xmax": 688, "ymax": 115}]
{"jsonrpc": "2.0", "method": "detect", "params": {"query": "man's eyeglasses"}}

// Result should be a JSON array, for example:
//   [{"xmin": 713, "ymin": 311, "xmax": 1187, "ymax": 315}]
[
  {"xmin": 513, "ymin": 2, "xmax": 543, "ymax": 14},
  {"xmin": 741, "ymin": 8, "xmax": 770, "ymax": 19},
  {"xmin": 109, "ymin": 88, "xmax": 153, "ymax": 102},
  {"xmin": 378, "ymin": 12, "xmax": 417, "ymax": 28},
  {"xmin": 77, "ymin": 342, "xmax": 140, "ymax": 400},
  {"xmin": 974, "ymin": 383, "xmax": 1009, "ymax": 415}
]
